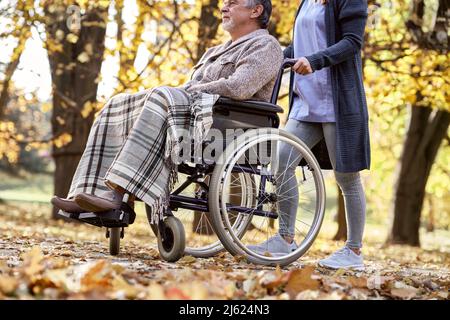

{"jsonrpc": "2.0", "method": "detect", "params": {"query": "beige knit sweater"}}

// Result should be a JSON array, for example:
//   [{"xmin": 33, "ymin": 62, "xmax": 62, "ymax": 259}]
[{"xmin": 182, "ymin": 29, "xmax": 283, "ymax": 102}]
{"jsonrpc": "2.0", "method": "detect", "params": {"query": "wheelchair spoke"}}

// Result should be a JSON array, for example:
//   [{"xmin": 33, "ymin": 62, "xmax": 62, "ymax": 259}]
[
  {"xmin": 294, "ymin": 225, "xmax": 308, "ymax": 239},
  {"xmin": 277, "ymin": 144, "xmax": 296, "ymax": 188},
  {"xmin": 276, "ymin": 183, "xmax": 317, "ymax": 199},
  {"xmin": 296, "ymin": 219, "xmax": 312, "ymax": 227}
]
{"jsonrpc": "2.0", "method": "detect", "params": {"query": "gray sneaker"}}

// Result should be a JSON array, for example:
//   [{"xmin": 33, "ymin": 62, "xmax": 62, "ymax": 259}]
[
  {"xmin": 318, "ymin": 246, "xmax": 365, "ymax": 271},
  {"xmin": 247, "ymin": 234, "xmax": 298, "ymax": 257}
]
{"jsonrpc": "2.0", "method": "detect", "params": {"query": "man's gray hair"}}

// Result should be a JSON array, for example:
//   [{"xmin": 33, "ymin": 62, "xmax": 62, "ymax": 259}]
[{"xmin": 245, "ymin": 0, "xmax": 272, "ymax": 29}]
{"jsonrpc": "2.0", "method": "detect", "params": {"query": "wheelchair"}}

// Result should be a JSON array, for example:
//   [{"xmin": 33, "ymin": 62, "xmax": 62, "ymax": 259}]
[{"xmin": 58, "ymin": 59, "xmax": 326, "ymax": 267}]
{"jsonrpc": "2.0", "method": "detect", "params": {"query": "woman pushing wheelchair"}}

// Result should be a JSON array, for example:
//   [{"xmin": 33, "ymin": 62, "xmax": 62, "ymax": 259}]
[{"xmin": 248, "ymin": 0, "xmax": 370, "ymax": 270}]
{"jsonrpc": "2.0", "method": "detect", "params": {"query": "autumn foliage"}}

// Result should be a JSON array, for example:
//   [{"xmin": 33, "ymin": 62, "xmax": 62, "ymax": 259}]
[{"xmin": 0, "ymin": 0, "xmax": 448, "ymax": 301}]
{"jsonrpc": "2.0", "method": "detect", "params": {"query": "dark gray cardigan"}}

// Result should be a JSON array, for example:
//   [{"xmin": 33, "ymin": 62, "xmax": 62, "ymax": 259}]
[{"xmin": 285, "ymin": 0, "xmax": 371, "ymax": 173}]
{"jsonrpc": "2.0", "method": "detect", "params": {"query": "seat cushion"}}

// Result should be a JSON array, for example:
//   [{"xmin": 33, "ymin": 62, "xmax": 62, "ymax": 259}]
[{"xmin": 214, "ymin": 97, "xmax": 283, "ymax": 115}]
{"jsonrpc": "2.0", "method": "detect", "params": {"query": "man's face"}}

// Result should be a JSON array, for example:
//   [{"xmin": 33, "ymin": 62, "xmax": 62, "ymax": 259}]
[{"xmin": 221, "ymin": 0, "xmax": 255, "ymax": 32}]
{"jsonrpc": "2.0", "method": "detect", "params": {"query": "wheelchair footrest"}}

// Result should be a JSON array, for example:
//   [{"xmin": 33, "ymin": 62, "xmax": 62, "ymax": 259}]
[{"xmin": 57, "ymin": 203, "xmax": 136, "ymax": 228}]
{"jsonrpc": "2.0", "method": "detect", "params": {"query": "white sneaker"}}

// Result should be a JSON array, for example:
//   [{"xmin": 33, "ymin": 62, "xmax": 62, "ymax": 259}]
[
  {"xmin": 318, "ymin": 247, "xmax": 365, "ymax": 271},
  {"xmin": 247, "ymin": 234, "xmax": 298, "ymax": 257}
]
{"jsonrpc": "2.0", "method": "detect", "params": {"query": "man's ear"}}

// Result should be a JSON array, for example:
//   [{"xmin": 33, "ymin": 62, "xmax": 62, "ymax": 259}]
[{"xmin": 250, "ymin": 4, "xmax": 264, "ymax": 19}]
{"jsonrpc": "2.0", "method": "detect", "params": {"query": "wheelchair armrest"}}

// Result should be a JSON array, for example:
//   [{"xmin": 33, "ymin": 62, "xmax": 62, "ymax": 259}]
[{"xmin": 214, "ymin": 97, "xmax": 283, "ymax": 115}]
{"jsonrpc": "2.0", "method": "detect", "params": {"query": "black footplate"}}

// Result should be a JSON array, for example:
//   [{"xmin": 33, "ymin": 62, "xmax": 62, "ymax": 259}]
[{"xmin": 57, "ymin": 202, "xmax": 136, "ymax": 228}]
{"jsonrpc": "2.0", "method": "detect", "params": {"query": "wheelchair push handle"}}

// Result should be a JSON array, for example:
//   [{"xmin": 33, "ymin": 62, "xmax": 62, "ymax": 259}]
[
  {"xmin": 282, "ymin": 58, "xmax": 298, "ymax": 69},
  {"xmin": 269, "ymin": 58, "xmax": 298, "ymax": 105}
]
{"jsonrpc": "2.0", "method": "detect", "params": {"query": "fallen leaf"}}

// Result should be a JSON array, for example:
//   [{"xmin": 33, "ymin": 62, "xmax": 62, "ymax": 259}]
[
  {"xmin": 349, "ymin": 288, "xmax": 370, "ymax": 300},
  {"xmin": 111, "ymin": 264, "xmax": 125, "ymax": 274},
  {"xmin": 165, "ymin": 287, "xmax": 191, "ymax": 300},
  {"xmin": 285, "ymin": 266, "xmax": 321, "ymax": 298},
  {"xmin": 147, "ymin": 248, "xmax": 160, "ymax": 259},
  {"xmin": 178, "ymin": 255, "xmax": 196, "ymax": 264},
  {"xmin": 321, "ymin": 291, "xmax": 344, "ymax": 300},
  {"xmin": 21, "ymin": 246, "xmax": 45, "ymax": 277},
  {"xmin": 111, "ymin": 276, "xmax": 139, "ymax": 299},
  {"xmin": 44, "ymin": 269, "xmax": 73, "ymax": 292},
  {"xmin": 390, "ymin": 287, "xmax": 418, "ymax": 300},
  {"xmin": 0, "ymin": 276, "xmax": 18, "ymax": 295},
  {"xmin": 179, "ymin": 282, "xmax": 209, "ymax": 299},
  {"xmin": 80, "ymin": 260, "xmax": 113, "ymax": 291},
  {"xmin": 334, "ymin": 268, "xmax": 347, "ymax": 276},
  {"xmin": 59, "ymin": 250, "xmax": 72, "ymax": 257},
  {"xmin": 146, "ymin": 283, "xmax": 166, "ymax": 299},
  {"xmin": 242, "ymin": 278, "xmax": 258, "ymax": 294},
  {"xmin": 233, "ymin": 255, "xmax": 247, "ymax": 263},
  {"xmin": 259, "ymin": 267, "xmax": 289, "ymax": 289},
  {"xmin": 295, "ymin": 289, "xmax": 320, "ymax": 300},
  {"xmin": 437, "ymin": 291, "xmax": 448, "ymax": 299},
  {"xmin": 348, "ymin": 276, "xmax": 368, "ymax": 288},
  {"xmin": 367, "ymin": 275, "xmax": 395, "ymax": 290},
  {"xmin": 423, "ymin": 279, "xmax": 439, "ymax": 291}
]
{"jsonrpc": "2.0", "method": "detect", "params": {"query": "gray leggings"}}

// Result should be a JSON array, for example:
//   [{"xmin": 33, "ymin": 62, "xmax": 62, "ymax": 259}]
[{"xmin": 277, "ymin": 119, "xmax": 366, "ymax": 249}]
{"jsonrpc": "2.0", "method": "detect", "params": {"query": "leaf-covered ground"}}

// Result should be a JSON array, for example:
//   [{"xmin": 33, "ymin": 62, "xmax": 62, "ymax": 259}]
[{"xmin": 0, "ymin": 202, "xmax": 448, "ymax": 300}]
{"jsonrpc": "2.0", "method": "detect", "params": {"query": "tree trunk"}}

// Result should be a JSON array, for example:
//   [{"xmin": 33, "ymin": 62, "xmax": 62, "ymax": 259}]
[
  {"xmin": 333, "ymin": 186, "xmax": 347, "ymax": 241},
  {"xmin": 44, "ymin": 4, "xmax": 108, "ymax": 218},
  {"xmin": 426, "ymin": 195, "xmax": 435, "ymax": 232},
  {"xmin": 406, "ymin": 0, "xmax": 448, "ymax": 52},
  {"xmin": 388, "ymin": 105, "xmax": 450, "ymax": 246},
  {"xmin": 195, "ymin": 0, "xmax": 221, "ymax": 63},
  {"xmin": 387, "ymin": 0, "xmax": 448, "ymax": 245}
]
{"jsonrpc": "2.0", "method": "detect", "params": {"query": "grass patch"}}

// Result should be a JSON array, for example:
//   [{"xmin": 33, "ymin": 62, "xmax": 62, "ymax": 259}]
[{"xmin": 0, "ymin": 172, "xmax": 53, "ymax": 203}]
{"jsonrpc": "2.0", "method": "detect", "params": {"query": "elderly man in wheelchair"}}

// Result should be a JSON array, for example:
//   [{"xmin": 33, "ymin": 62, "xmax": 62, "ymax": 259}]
[{"xmin": 52, "ymin": 0, "xmax": 326, "ymax": 267}]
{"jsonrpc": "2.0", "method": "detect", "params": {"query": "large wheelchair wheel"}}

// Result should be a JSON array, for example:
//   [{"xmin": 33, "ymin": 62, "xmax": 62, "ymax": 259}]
[
  {"xmin": 209, "ymin": 128, "xmax": 326, "ymax": 266},
  {"xmin": 145, "ymin": 172, "xmax": 255, "ymax": 258}
]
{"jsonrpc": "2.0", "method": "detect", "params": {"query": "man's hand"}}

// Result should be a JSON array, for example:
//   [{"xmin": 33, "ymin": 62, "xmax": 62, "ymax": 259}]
[{"xmin": 292, "ymin": 57, "xmax": 313, "ymax": 75}]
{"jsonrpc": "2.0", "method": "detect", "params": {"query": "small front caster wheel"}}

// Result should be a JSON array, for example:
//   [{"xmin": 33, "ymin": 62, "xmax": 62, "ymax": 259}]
[
  {"xmin": 109, "ymin": 227, "xmax": 121, "ymax": 256},
  {"xmin": 157, "ymin": 216, "xmax": 185, "ymax": 262}
]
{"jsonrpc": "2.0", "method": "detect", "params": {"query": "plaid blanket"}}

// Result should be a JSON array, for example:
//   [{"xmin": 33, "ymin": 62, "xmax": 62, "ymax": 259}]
[{"xmin": 68, "ymin": 86, "xmax": 219, "ymax": 223}]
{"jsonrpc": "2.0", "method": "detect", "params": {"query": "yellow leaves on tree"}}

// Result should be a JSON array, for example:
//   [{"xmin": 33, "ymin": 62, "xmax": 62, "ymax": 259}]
[
  {"xmin": 271, "ymin": 0, "xmax": 301, "ymax": 45},
  {"xmin": 112, "ymin": 0, "xmax": 216, "ymax": 94},
  {"xmin": 81, "ymin": 100, "xmax": 102, "ymax": 118},
  {"xmin": 77, "ymin": 51, "xmax": 90, "ymax": 63},
  {"xmin": 0, "ymin": 121, "xmax": 20, "ymax": 163},
  {"xmin": 363, "ymin": 0, "xmax": 450, "ymax": 226},
  {"xmin": 53, "ymin": 132, "xmax": 72, "ymax": 148},
  {"xmin": 66, "ymin": 33, "xmax": 79, "ymax": 44},
  {"xmin": 46, "ymin": 38, "xmax": 64, "ymax": 54}
]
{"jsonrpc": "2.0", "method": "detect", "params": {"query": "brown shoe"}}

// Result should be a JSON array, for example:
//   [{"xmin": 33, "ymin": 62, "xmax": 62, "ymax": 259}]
[
  {"xmin": 51, "ymin": 196, "xmax": 85, "ymax": 213},
  {"xmin": 74, "ymin": 191, "xmax": 123, "ymax": 213}
]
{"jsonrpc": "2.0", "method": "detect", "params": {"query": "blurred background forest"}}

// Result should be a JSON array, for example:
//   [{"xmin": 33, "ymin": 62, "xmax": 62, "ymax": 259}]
[{"xmin": 0, "ymin": 0, "xmax": 448, "ymax": 250}]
